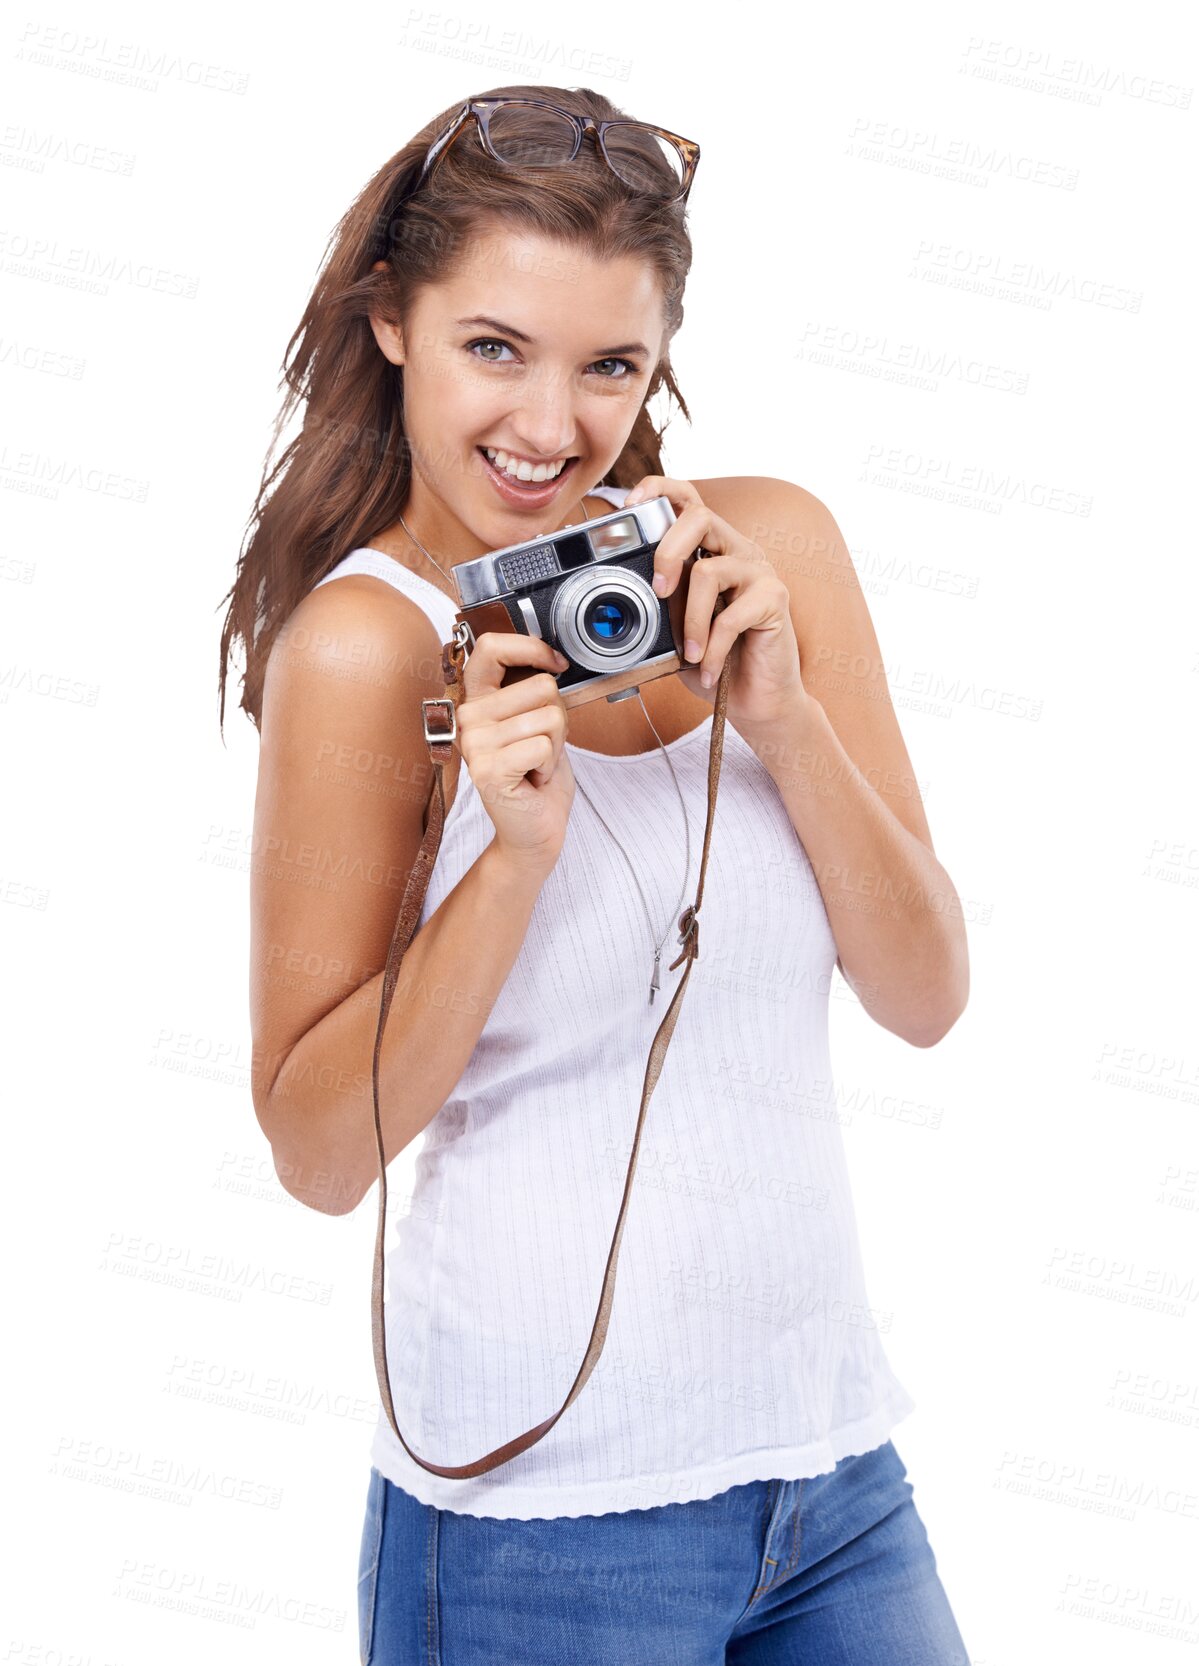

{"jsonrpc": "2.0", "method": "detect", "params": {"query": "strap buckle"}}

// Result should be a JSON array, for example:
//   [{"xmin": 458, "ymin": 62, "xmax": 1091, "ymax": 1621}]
[
  {"xmin": 422, "ymin": 697, "xmax": 457, "ymax": 748},
  {"xmin": 668, "ymin": 903, "xmax": 700, "ymax": 971}
]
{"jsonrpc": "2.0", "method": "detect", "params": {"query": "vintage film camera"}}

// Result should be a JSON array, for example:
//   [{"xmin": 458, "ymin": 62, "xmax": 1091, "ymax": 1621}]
[{"xmin": 451, "ymin": 495, "xmax": 702, "ymax": 708}]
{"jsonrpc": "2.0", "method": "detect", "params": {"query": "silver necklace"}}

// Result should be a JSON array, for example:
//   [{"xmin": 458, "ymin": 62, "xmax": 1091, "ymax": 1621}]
[
  {"xmin": 397, "ymin": 495, "xmax": 591, "ymax": 590},
  {"xmin": 570, "ymin": 711, "xmax": 693, "ymax": 1004},
  {"xmin": 397, "ymin": 509, "xmax": 457, "ymax": 590},
  {"xmin": 397, "ymin": 504, "xmax": 694, "ymax": 1004}
]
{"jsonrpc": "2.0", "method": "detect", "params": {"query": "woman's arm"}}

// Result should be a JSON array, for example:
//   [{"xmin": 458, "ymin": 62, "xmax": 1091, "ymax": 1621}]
[
  {"xmin": 249, "ymin": 578, "xmax": 553, "ymax": 1216},
  {"xmin": 708, "ymin": 477, "xmax": 970, "ymax": 1048}
]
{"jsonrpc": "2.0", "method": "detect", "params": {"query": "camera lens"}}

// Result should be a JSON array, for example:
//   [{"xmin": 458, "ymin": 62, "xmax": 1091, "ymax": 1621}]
[
  {"xmin": 583, "ymin": 592, "xmax": 635, "ymax": 646},
  {"xmin": 550, "ymin": 566, "xmax": 659, "ymax": 674}
]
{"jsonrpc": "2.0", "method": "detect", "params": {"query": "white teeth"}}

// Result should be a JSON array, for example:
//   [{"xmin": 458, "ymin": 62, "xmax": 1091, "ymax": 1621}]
[{"xmin": 484, "ymin": 447, "xmax": 570, "ymax": 484}]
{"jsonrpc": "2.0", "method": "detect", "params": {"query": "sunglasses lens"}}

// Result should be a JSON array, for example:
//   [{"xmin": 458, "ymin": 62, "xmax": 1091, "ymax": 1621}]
[
  {"xmin": 488, "ymin": 105, "xmax": 578, "ymax": 167},
  {"xmin": 601, "ymin": 124, "xmax": 687, "ymax": 198},
  {"xmin": 485, "ymin": 107, "xmax": 687, "ymax": 198}
]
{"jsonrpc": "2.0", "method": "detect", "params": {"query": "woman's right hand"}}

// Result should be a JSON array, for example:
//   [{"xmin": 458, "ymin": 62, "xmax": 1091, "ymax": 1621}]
[{"xmin": 456, "ymin": 632, "xmax": 577, "ymax": 874}]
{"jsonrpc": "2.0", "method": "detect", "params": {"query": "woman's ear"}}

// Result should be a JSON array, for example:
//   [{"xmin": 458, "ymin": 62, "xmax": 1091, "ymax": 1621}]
[{"xmin": 368, "ymin": 258, "xmax": 405, "ymax": 366}]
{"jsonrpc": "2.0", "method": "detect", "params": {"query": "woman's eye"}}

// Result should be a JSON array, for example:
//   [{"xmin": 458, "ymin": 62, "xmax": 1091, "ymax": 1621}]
[
  {"xmin": 467, "ymin": 338, "xmax": 516, "ymax": 363},
  {"xmin": 466, "ymin": 339, "xmax": 639, "ymax": 379}
]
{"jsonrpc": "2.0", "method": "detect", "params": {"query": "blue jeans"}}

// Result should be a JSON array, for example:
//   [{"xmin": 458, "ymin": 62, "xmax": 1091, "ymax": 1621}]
[{"xmin": 357, "ymin": 1439, "xmax": 969, "ymax": 1663}]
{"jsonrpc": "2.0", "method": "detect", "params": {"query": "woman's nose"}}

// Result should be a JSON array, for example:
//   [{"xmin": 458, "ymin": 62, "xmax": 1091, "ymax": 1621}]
[{"xmin": 506, "ymin": 384, "xmax": 578, "ymax": 461}]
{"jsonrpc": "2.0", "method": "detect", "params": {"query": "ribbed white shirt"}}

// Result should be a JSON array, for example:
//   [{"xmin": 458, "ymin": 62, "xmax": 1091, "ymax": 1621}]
[{"xmin": 311, "ymin": 483, "xmax": 916, "ymax": 1519}]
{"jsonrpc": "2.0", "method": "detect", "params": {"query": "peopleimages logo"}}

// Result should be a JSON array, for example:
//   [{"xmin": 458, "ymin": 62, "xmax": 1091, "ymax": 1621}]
[
  {"xmin": 861, "ymin": 443, "xmax": 1093, "ymax": 517},
  {"xmin": 846, "ymin": 117, "xmax": 1079, "ymax": 189},
  {"xmin": 14, "ymin": 23, "xmax": 250, "ymax": 94},
  {"xmin": 795, "ymin": 321, "xmax": 1029, "ymax": 395},
  {"xmin": 0, "ymin": 230, "xmax": 200, "ymax": 299},
  {"xmin": 960, "ymin": 36, "xmax": 1193, "ymax": 109},
  {"xmin": 911, "ymin": 240, "xmax": 1143, "ymax": 314}
]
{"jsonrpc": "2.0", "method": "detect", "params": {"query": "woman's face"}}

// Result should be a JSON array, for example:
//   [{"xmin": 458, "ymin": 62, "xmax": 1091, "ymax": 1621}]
[{"xmin": 370, "ymin": 223, "xmax": 666, "ymax": 541}]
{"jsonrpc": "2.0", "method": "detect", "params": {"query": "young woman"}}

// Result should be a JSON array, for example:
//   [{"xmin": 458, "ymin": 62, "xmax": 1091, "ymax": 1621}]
[{"xmin": 221, "ymin": 84, "xmax": 971, "ymax": 1664}]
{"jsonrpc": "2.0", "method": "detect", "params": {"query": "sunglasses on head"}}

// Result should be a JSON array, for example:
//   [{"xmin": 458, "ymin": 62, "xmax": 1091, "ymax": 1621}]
[{"xmin": 396, "ymin": 96, "xmax": 701, "ymax": 210}]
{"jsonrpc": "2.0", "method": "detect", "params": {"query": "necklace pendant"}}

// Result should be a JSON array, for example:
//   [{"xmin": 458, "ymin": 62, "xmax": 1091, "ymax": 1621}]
[{"xmin": 649, "ymin": 950, "xmax": 661, "ymax": 1005}]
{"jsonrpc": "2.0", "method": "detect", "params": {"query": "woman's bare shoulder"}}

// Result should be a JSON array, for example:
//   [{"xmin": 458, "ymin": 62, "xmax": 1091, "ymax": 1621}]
[
  {"xmin": 265, "ymin": 572, "xmax": 446, "ymax": 700},
  {"xmin": 691, "ymin": 474, "xmax": 823, "ymax": 523},
  {"xmin": 690, "ymin": 475, "xmax": 860, "ymax": 579},
  {"xmin": 695, "ymin": 475, "xmax": 936, "ymax": 858}
]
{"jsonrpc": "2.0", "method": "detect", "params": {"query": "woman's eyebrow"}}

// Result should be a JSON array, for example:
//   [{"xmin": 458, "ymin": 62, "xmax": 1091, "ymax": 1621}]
[{"xmin": 454, "ymin": 314, "xmax": 650, "ymax": 357}]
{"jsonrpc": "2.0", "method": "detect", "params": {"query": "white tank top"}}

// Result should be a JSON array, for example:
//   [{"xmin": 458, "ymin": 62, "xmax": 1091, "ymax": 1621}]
[{"xmin": 310, "ymin": 485, "xmax": 915, "ymax": 1519}]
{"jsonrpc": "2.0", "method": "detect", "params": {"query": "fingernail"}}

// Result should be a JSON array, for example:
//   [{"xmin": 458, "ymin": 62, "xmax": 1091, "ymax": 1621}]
[
  {"xmin": 685, "ymin": 639, "xmax": 702, "ymax": 662},
  {"xmin": 554, "ymin": 650, "xmax": 569, "ymax": 667},
  {"xmin": 701, "ymin": 669, "xmax": 715, "ymax": 688},
  {"xmin": 652, "ymin": 573, "xmax": 668, "ymax": 596}
]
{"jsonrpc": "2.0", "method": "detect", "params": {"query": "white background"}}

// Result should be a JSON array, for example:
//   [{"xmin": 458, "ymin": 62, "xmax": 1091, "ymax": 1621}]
[{"xmin": 3, "ymin": 0, "xmax": 1197, "ymax": 1660}]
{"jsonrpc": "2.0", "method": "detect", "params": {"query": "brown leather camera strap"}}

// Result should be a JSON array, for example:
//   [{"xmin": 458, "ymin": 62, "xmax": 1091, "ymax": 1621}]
[{"xmin": 369, "ymin": 622, "xmax": 732, "ymax": 1479}]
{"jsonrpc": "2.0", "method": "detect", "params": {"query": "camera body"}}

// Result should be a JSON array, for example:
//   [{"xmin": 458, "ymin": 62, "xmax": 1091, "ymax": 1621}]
[{"xmin": 451, "ymin": 495, "xmax": 698, "ymax": 707}]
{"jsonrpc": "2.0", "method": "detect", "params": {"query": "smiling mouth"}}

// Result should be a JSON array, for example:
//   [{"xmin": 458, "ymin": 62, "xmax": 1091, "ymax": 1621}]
[{"xmin": 477, "ymin": 447, "xmax": 580, "ymax": 491}]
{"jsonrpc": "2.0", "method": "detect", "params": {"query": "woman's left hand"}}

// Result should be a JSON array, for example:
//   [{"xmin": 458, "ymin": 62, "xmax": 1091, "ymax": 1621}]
[{"xmin": 624, "ymin": 476, "xmax": 809, "ymax": 733}]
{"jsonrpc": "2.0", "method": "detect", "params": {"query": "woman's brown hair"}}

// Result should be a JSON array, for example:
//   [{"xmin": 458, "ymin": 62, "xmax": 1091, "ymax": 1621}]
[{"xmin": 218, "ymin": 83, "xmax": 696, "ymax": 736}]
